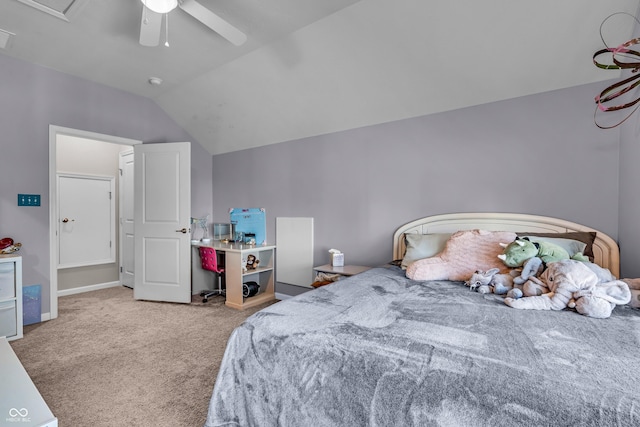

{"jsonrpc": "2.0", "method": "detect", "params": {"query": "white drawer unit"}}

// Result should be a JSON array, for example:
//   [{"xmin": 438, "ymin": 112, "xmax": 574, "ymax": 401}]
[
  {"xmin": 0, "ymin": 301, "xmax": 17, "ymax": 338},
  {"xmin": 0, "ymin": 263, "xmax": 16, "ymax": 299},
  {"xmin": 0, "ymin": 255, "xmax": 22, "ymax": 341}
]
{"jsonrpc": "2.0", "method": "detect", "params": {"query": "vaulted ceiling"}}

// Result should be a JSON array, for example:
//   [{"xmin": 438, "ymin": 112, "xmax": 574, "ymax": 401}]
[{"xmin": 1, "ymin": 0, "xmax": 639, "ymax": 154}]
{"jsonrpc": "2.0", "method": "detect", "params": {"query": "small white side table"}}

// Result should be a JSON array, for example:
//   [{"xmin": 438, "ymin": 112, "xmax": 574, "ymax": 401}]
[{"xmin": 313, "ymin": 264, "xmax": 370, "ymax": 277}]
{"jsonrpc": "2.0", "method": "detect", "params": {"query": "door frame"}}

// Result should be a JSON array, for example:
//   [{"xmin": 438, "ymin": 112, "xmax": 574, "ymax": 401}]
[{"xmin": 48, "ymin": 125, "xmax": 141, "ymax": 319}]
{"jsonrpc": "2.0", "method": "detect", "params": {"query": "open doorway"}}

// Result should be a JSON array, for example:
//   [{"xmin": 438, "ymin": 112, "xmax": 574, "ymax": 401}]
[{"xmin": 48, "ymin": 126, "xmax": 141, "ymax": 319}]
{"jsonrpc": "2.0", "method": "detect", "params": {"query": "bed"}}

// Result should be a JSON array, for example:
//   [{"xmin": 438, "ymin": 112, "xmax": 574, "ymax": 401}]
[{"xmin": 204, "ymin": 213, "xmax": 639, "ymax": 427}]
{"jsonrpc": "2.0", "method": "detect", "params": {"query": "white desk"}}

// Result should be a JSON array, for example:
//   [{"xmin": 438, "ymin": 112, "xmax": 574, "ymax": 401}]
[
  {"xmin": 192, "ymin": 241, "xmax": 276, "ymax": 310},
  {"xmin": 0, "ymin": 337, "xmax": 57, "ymax": 427}
]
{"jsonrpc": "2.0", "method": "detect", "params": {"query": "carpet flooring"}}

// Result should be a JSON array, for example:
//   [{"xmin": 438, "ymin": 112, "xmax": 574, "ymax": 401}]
[{"xmin": 9, "ymin": 286, "xmax": 276, "ymax": 427}]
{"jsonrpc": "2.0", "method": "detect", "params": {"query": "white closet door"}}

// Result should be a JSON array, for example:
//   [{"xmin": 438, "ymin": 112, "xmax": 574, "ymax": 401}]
[{"xmin": 58, "ymin": 174, "xmax": 115, "ymax": 268}]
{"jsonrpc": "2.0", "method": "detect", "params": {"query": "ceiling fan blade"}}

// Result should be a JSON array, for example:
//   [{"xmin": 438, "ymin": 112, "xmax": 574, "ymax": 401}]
[
  {"xmin": 139, "ymin": 7, "xmax": 163, "ymax": 47},
  {"xmin": 178, "ymin": 0, "xmax": 247, "ymax": 46}
]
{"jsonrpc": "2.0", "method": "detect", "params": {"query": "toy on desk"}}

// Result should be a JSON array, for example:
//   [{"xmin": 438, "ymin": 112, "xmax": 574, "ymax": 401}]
[
  {"xmin": 246, "ymin": 254, "xmax": 260, "ymax": 270},
  {"xmin": 0, "ymin": 237, "xmax": 21, "ymax": 254}
]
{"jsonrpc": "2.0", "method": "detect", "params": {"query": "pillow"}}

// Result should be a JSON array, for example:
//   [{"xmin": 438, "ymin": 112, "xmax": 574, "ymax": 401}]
[
  {"xmin": 401, "ymin": 233, "xmax": 452, "ymax": 270},
  {"xmin": 516, "ymin": 232, "xmax": 596, "ymax": 260},
  {"xmin": 406, "ymin": 229, "xmax": 517, "ymax": 281},
  {"xmin": 519, "ymin": 236, "xmax": 586, "ymax": 258}
]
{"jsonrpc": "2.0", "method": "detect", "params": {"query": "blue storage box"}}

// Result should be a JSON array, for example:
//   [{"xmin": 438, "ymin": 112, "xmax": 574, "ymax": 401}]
[{"xmin": 23, "ymin": 284, "xmax": 41, "ymax": 326}]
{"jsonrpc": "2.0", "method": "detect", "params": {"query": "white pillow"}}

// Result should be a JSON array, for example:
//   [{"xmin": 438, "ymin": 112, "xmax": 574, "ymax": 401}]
[
  {"xmin": 401, "ymin": 233, "xmax": 451, "ymax": 270},
  {"xmin": 519, "ymin": 236, "xmax": 587, "ymax": 258}
]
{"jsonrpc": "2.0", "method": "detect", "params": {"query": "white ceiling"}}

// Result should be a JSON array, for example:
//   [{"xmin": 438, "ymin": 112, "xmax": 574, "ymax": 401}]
[{"xmin": 1, "ymin": 0, "xmax": 639, "ymax": 155}]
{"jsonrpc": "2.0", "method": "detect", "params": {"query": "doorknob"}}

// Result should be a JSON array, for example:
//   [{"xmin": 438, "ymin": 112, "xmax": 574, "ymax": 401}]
[
  {"xmin": 176, "ymin": 228, "xmax": 188, "ymax": 234},
  {"xmin": 62, "ymin": 218, "xmax": 75, "ymax": 223}
]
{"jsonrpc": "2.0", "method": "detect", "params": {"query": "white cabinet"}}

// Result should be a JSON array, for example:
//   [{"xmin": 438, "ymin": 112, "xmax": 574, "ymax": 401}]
[{"xmin": 0, "ymin": 255, "xmax": 22, "ymax": 341}]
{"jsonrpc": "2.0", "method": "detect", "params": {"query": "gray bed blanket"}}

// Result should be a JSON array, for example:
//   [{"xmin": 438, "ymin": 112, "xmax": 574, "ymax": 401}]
[{"xmin": 205, "ymin": 266, "xmax": 640, "ymax": 427}]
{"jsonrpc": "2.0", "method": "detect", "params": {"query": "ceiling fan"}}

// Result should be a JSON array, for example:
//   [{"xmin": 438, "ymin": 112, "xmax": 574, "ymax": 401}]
[{"xmin": 139, "ymin": 0, "xmax": 247, "ymax": 47}]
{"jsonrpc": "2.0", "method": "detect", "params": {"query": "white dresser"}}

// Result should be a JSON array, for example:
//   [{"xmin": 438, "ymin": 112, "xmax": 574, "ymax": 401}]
[
  {"xmin": 0, "ymin": 337, "xmax": 57, "ymax": 426},
  {"xmin": 0, "ymin": 254, "xmax": 23, "ymax": 341}
]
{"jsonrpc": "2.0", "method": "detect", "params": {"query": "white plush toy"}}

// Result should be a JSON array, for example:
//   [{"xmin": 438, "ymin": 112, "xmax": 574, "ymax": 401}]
[
  {"xmin": 505, "ymin": 259, "xmax": 631, "ymax": 318},
  {"xmin": 465, "ymin": 268, "xmax": 516, "ymax": 294},
  {"xmin": 465, "ymin": 269, "xmax": 497, "ymax": 294},
  {"xmin": 466, "ymin": 263, "xmax": 547, "ymax": 297}
]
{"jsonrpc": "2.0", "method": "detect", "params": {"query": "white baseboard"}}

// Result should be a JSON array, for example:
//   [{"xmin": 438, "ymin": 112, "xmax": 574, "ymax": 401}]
[
  {"xmin": 40, "ymin": 312, "xmax": 51, "ymax": 322},
  {"xmin": 57, "ymin": 281, "xmax": 122, "ymax": 297}
]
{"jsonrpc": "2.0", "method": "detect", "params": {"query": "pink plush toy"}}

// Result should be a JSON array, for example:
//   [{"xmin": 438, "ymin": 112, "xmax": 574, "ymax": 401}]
[{"xmin": 406, "ymin": 229, "xmax": 516, "ymax": 281}]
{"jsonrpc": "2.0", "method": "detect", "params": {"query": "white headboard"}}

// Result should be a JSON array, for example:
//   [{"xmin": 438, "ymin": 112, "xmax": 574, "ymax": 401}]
[{"xmin": 393, "ymin": 213, "xmax": 620, "ymax": 278}]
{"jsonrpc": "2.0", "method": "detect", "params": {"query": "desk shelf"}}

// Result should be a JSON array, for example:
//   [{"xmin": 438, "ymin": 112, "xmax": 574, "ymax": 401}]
[{"xmin": 194, "ymin": 242, "xmax": 276, "ymax": 310}]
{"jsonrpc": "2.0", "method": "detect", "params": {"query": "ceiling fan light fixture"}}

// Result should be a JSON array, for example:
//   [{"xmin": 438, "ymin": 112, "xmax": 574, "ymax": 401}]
[{"xmin": 141, "ymin": 0, "xmax": 178, "ymax": 14}]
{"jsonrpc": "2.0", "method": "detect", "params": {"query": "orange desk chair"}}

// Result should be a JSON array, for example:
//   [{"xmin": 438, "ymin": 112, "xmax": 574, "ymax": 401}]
[{"xmin": 198, "ymin": 246, "xmax": 225, "ymax": 303}]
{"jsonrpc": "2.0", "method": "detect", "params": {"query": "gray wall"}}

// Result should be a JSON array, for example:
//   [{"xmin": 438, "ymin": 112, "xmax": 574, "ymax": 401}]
[
  {"xmin": 618, "ymin": 92, "xmax": 640, "ymax": 278},
  {"xmin": 0, "ymin": 53, "xmax": 213, "ymax": 315},
  {"xmin": 615, "ymin": 16, "xmax": 640, "ymax": 279},
  {"xmin": 212, "ymin": 81, "xmax": 622, "ymax": 294},
  {"xmin": 1, "ymin": 50, "xmax": 632, "ymax": 309}
]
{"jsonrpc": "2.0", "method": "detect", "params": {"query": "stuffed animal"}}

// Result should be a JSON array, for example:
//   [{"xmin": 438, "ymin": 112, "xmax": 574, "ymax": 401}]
[
  {"xmin": 0, "ymin": 237, "xmax": 21, "ymax": 254},
  {"xmin": 497, "ymin": 237, "xmax": 591, "ymax": 294},
  {"xmin": 498, "ymin": 237, "xmax": 573, "ymax": 268},
  {"xmin": 406, "ymin": 230, "xmax": 517, "ymax": 281},
  {"xmin": 511, "ymin": 256, "xmax": 544, "ymax": 285},
  {"xmin": 466, "ymin": 263, "xmax": 548, "ymax": 297},
  {"xmin": 465, "ymin": 269, "xmax": 495, "ymax": 294},
  {"xmin": 246, "ymin": 254, "xmax": 260, "ymax": 270},
  {"xmin": 466, "ymin": 268, "xmax": 517, "ymax": 294},
  {"xmin": 504, "ymin": 259, "xmax": 631, "ymax": 318}
]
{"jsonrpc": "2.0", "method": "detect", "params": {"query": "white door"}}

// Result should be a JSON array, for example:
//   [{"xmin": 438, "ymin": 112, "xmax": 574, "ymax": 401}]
[
  {"xmin": 119, "ymin": 150, "xmax": 135, "ymax": 288},
  {"xmin": 58, "ymin": 174, "xmax": 115, "ymax": 268},
  {"xmin": 133, "ymin": 142, "xmax": 191, "ymax": 303}
]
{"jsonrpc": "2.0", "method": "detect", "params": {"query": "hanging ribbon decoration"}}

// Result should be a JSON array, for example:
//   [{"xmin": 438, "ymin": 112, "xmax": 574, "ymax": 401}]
[{"xmin": 593, "ymin": 13, "xmax": 640, "ymax": 129}]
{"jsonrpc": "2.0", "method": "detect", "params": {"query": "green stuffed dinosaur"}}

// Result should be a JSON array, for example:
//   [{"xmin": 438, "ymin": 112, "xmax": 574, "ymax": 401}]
[{"xmin": 498, "ymin": 237, "xmax": 588, "ymax": 268}]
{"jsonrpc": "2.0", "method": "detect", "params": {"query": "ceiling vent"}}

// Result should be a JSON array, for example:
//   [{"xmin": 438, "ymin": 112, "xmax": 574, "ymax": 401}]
[
  {"xmin": 16, "ymin": 0, "xmax": 88, "ymax": 22},
  {"xmin": 0, "ymin": 29, "xmax": 15, "ymax": 50}
]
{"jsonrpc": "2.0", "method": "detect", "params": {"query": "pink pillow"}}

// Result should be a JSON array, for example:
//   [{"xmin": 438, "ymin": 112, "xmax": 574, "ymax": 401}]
[{"xmin": 406, "ymin": 229, "xmax": 517, "ymax": 281}]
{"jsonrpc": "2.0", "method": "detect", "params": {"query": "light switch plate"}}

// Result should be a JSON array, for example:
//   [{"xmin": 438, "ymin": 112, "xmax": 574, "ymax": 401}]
[{"xmin": 18, "ymin": 194, "xmax": 40, "ymax": 206}]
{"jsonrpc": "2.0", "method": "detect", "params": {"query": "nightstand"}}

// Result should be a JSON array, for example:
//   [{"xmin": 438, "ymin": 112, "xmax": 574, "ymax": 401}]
[
  {"xmin": 312, "ymin": 264, "xmax": 370, "ymax": 288},
  {"xmin": 313, "ymin": 264, "xmax": 371, "ymax": 277}
]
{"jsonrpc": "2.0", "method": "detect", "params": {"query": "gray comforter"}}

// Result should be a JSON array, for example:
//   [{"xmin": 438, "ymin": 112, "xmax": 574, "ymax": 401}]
[{"xmin": 205, "ymin": 266, "xmax": 640, "ymax": 427}]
